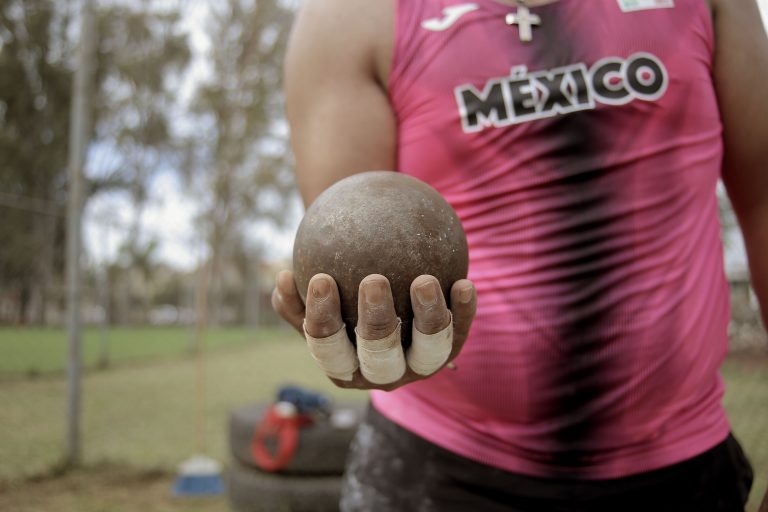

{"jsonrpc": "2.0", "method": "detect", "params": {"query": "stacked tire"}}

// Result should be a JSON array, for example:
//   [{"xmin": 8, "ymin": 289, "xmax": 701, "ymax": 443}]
[{"xmin": 227, "ymin": 402, "xmax": 364, "ymax": 512}]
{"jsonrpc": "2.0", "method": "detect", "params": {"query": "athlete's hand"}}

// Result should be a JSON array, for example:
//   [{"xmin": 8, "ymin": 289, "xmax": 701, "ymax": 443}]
[{"xmin": 271, "ymin": 270, "xmax": 476, "ymax": 391}]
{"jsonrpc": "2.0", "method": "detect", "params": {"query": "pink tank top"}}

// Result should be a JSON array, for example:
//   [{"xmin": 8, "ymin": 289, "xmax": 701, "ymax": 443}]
[{"xmin": 371, "ymin": 0, "xmax": 731, "ymax": 479}]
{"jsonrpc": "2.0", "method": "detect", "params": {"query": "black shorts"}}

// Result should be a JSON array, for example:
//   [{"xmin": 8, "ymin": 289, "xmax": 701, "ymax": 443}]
[{"xmin": 340, "ymin": 404, "xmax": 753, "ymax": 512}]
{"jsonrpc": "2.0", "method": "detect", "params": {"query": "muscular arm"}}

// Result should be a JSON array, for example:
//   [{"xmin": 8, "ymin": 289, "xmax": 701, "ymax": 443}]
[
  {"xmin": 284, "ymin": 0, "xmax": 396, "ymax": 205},
  {"xmin": 712, "ymin": 0, "xmax": 768, "ymax": 327},
  {"xmin": 276, "ymin": 0, "xmax": 477, "ymax": 390}
]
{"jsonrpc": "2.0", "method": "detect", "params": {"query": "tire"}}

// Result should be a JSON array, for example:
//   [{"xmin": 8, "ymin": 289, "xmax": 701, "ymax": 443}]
[
  {"xmin": 229, "ymin": 402, "xmax": 364, "ymax": 475},
  {"xmin": 228, "ymin": 461, "xmax": 342, "ymax": 512}
]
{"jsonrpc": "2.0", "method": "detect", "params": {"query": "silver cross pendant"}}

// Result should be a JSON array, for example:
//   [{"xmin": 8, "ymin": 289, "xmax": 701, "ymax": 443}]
[{"xmin": 505, "ymin": 5, "xmax": 541, "ymax": 43}]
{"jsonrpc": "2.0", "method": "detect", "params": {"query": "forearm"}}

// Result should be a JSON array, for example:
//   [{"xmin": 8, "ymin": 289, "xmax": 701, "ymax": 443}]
[
  {"xmin": 711, "ymin": 0, "xmax": 768, "ymax": 325},
  {"xmin": 734, "ymin": 202, "xmax": 768, "ymax": 327}
]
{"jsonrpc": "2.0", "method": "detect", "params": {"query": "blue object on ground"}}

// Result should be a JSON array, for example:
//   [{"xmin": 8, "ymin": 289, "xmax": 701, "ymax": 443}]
[
  {"xmin": 172, "ymin": 455, "xmax": 224, "ymax": 497},
  {"xmin": 277, "ymin": 385, "xmax": 331, "ymax": 415}
]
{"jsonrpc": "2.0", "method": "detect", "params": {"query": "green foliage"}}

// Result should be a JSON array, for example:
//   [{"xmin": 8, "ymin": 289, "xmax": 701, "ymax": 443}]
[
  {"xmin": 1, "ymin": 0, "xmax": 299, "ymax": 326},
  {"xmin": 182, "ymin": 0, "xmax": 297, "ymax": 325},
  {"xmin": 0, "ymin": 2, "xmax": 72, "ymax": 188},
  {"xmin": 189, "ymin": 0, "xmax": 296, "ymax": 236},
  {"xmin": 92, "ymin": 5, "xmax": 190, "ymax": 182},
  {"xmin": 0, "ymin": 1, "xmax": 193, "ymax": 324},
  {"xmin": 0, "ymin": 1, "xmax": 72, "ymax": 307}
]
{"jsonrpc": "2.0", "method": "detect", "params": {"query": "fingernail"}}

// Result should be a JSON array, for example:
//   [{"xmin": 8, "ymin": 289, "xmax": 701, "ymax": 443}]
[
  {"xmin": 363, "ymin": 281, "xmax": 385, "ymax": 306},
  {"xmin": 459, "ymin": 286, "xmax": 473, "ymax": 304},
  {"xmin": 311, "ymin": 277, "xmax": 331, "ymax": 300},
  {"xmin": 415, "ymin": 282, "xmax": 438, "ymax": 306}
]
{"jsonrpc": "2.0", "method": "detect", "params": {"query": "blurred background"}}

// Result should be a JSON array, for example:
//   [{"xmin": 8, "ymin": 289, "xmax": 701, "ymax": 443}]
[{"xmin": 0, "ymin": 0, "xmax": 767, "ymax": 511}]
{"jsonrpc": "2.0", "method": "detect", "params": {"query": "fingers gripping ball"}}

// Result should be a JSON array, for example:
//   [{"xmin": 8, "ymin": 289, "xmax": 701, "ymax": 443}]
[
  {"xmin": 356, "ymin": 321, "xmax": 406, "ymax": 384},
  {"xmin": 407, "ymin": 315, "xmax": 454, "ymax": 376},
  {"xmin": 303, "ymin": 323, "xmax": 359, "ymax": 381},
  {"xmin": 305, "ymin": 320, "xmax": 452, "ymax": 384},
  {"xmin": 293, "ymin": 171, "xmax": 469, "ymax": 348}
]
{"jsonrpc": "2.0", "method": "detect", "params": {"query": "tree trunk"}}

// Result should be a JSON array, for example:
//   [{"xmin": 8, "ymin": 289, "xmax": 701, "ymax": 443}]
[
  {"xmin": 243, "ymin": 255, "xmax": 260, "ymax": 327},
  {"xmin": 208, "ymin": 163, "xmax": 234, "ymax": 327},
  {"xmin": 34, "ymin": 210, "xmax": 57, "ymax": 325},
  {"xmin": 18, "ymin": 284, "xmax": 31, "ymax": 325}
]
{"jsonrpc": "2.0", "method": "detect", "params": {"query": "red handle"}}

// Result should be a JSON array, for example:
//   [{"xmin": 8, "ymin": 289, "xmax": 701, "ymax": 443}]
[{"xmin": 251, "ymin": 405, "xmax": 312, "ymax": 472}]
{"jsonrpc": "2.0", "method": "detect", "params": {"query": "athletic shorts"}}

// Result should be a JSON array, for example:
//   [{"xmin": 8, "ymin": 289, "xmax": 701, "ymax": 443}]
[{"xmin": 340, "ymin": 404, "xmax": 753, "ymax": 512}]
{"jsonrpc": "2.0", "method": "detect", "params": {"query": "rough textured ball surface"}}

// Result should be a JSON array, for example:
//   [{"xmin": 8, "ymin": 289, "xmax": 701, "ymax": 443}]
[{"xmin": 293, "ymin": 171, "xmax": 468, "ymax": 347}]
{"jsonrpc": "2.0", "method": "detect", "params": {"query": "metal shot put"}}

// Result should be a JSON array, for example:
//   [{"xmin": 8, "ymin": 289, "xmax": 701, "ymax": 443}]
[
  {"xmin": 279, "ymin": 170, "xmax": 476, "ymax": 389},
  {"xmin": 292, "ymin": 171, "xmax": 469, "ymax": 384}
]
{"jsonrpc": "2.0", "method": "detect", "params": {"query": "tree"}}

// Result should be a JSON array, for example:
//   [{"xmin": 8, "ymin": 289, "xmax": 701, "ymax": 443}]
[
  {"xmin": 188, "ymin": 0, "xmax": 296, "ymax": 325},
  {"xmin": 90, "ymin": 3, "xmax": 190, "ymax": 323},
  {"xmin": 0, "ymin": 0, "xmax": 191, "ymax": 325},
  {"xmin": 0, "ymin": 0, "xmax": 73, "ymax": 323}
]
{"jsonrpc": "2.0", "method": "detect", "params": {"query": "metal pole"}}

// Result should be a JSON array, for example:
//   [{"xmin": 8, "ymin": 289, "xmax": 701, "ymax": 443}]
[
  {"xmin": 98, "ymin": 264, "xmax": 110, "ymax": 369},
  {"xmin": 98, "ymin": 217, "xmax": 113, "ymax": 368},
  {"xmin": 194, "ymin": 260, "xmax": 210, "ymax": 453},
  {"xmin": 65, "ymin": 0, "xmax": 96, "ymax": 467}
]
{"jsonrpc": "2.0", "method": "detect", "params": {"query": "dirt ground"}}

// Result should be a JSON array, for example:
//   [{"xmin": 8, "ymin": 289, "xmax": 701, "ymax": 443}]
[{"xmin": 0, "ymin": 463, "xmax": 229, "ymax": 512}]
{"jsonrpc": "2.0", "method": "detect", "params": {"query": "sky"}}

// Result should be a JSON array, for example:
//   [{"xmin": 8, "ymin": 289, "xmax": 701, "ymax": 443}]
[{"xmin": 83, "ymin": 0, "xmax": 768, "ymax": 273}]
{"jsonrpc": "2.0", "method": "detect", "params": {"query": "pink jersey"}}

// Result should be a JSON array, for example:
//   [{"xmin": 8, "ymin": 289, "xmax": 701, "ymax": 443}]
[{"xmin": 371, "ymin": 0, "xmax": 731, "ymax": 479}]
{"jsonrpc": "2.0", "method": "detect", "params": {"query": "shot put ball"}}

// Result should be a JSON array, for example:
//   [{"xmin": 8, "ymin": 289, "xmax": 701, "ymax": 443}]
[{"xmin": 293, "ymin": 171, "xmax": 468, "ymax": 347}]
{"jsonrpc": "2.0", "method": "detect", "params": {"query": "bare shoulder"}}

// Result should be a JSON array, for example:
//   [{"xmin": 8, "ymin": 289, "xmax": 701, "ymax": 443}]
[
  {"xmin": 284, "ymin": 0, "xmax": 398, "ymax": 205},
  {"xmin": 285, "ymin": 0, "xmax": 394, "ymax": 87}
]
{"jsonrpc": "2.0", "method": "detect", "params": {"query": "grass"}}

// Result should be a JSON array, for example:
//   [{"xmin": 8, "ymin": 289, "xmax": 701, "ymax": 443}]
[
  {"xmin": 723, "ymin": 355, "xmax": 768, "ymax": 512},
  {"xmin": 0, "ymin": 327, "xmax": 765, "ymax": 511},
  {"xmin": 0, "ymin": 327, "xmax": 364, "ymax": 511},
  {"xmin": 0, "ymin": 329, "xmax": 363, "ymax": 482},
  {"xmin": 0, "ymin": 326, "xmax": 279, "ymax": 376}
]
